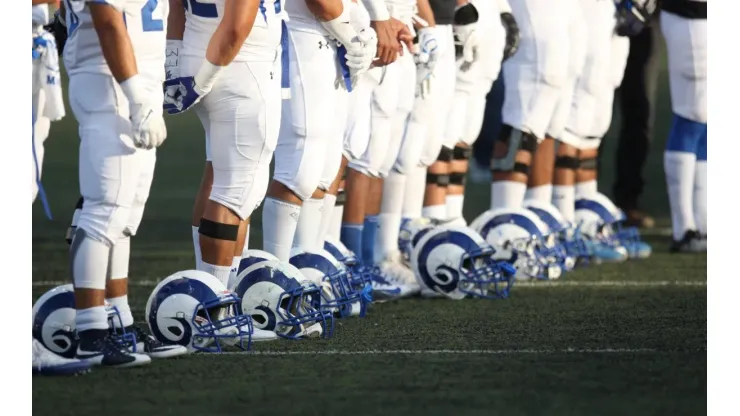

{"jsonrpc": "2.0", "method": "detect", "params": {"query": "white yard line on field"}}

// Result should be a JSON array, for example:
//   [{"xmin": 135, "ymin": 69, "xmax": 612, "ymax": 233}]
[
  {"xmin": 32, "ymin": 280, "xmax": 707, "ymax": 288},
  {"xmin": 206, "ymin": 347, "xmax": 701, "ymax": 356}
]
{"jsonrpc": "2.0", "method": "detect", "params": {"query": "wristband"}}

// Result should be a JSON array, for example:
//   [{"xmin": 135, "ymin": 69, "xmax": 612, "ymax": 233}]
[
  {"xmin": 120, "ymin": 74, "xmax": 147, "ymax": 104},
  {"xmin": 194, "ymin": 60, "xmax": 224, "ymax": 95}
]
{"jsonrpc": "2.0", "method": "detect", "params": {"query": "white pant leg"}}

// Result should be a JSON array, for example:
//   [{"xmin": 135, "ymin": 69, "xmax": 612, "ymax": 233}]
[
  {"xmin": 183, "ymin": 54, "xmax": 281, "ymax": 220},
  {"xmin": 380, "ymin": 49, "xmax": 416, "ymax": 176},
  {"xmin": 419, "ymin": 24, "xmax": 457, "ymax": 164},
  {"xmin": 69, "ymin": 73, "xmax": 157, "ymax": 245},
  {"xmin": 502, "ymin": 0, "xmax": 574, "ymax": 140},
  {"xmin": 343, "ymin": 68, "xmax": 381, "ymax": 162},
  {"xmin": 275, "ymin": 30, "xmax": 349, "ymax": 200},
  {"xmin": 661, "ymin": 11, "xmax": 707, "ymax": 123}
]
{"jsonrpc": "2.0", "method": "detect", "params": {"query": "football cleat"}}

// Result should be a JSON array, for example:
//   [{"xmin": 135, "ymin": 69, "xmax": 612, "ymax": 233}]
[
  {"xmin": 32, "ymin": 339, "xmax": 92, "ymax": 376},
  {"xmin": 76, "ymin": 329, "xmax": 151, "ymax": 368},
  {"xmin": 670, "ymin": 230, "xmax": 706, "ymax": 253}
]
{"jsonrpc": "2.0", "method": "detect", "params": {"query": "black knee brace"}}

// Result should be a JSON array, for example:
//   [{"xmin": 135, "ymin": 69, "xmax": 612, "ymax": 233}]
[
  {"xmin": 199, "ymin": 218, "xmax": 239, "ymax": 241},
  {"xmin": 453, "ymin": 145, "xmax": 472, "ymax": 161},
  {"xmin": 449, "ymin": 172, "xmax": 467, "ymax": 186},
  {"xmin": 426, "ymin": 172, "xmax": 450, "ymax": 187},
  {"xmin": 579, "ymin": 157, "xmax": 598, "ymax": 171},
  {"xmin": 437, "ymin": 146, "xmax": 454, "ymax": 163},
  {"xmin": 555, "ymin": 156, "xmax": 579, "ymax": 170},
  {"xmin": 491, "ymin": 125, "xmax": 538, "ymax": 175}
]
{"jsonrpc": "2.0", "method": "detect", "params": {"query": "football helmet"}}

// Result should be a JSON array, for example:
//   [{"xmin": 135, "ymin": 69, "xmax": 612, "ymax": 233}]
[
  {"xmin": 410, "ymin": 225, "xmax": 516, "ymax": 300},
  {"xmin": 232, "ymin": 249, "xmax": 279, "ymax": 289},
  {"xmin": 398, "ymin": 217, "xmax": 435, "ymax": 263},
  {"xmin": 232, "ymin": 260, "xmax": 334, "ymax": 339},
  {"xmin": 522, "ymin": 199, "xmax": 589, "ymax": 270},
  {"xmin": 146, "ymin": 270, "xmax": 254, "ymax": 353},
  {"xmin": 575, "ymin": 192, "xmax": 650, "ymax": 259},
  {"xmin": 471, "ymin": 208, "xmax": 563, "ymax": 280},
  {"xmin": 32, "ymin": 284, "xmax": 134, "ymax": 358},
  {"xmin": 290, "ymin": 248, "xmax": 370, "ymax": 318},
  {"xmin": 323, "ymin": 236, "xmax": 374, "ymax": 297}
]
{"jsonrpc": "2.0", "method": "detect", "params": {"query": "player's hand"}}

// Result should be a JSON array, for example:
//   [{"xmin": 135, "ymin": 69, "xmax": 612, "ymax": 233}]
[
  {"xmin": 162, "ymin": 76, "xmax": 207, "ymax": 114},
  {"xmin": 43, "ymin": 9, "xmax": 67, "ymax": 56},
  {"xmin": 370, "ymin": 19, "xmax": 401, "ymax": 66},
  {"xmin": 391, "ymin": 18, "xmax": 414, "ymax": 54},
  {"xmin": 165, "ymin": 40, "xmax": 182, "ymax": 81},
  {"xmin": 120, "ymin": 75, "xmax": 167, "ymax": 150},
  {"xmin": 499, "ymin": 12, "xmax": 520, "ymax": 61},
  {"xmin": 455, "ymin": 23, "xmax": 480, "ymax": 64},
  {"xmin": 344, "ymin": 28, "xmax": 377, "ymax": 89}
]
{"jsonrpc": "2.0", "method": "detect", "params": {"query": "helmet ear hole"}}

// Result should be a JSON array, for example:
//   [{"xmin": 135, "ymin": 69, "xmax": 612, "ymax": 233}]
[
  {"xmin": 460, "ymin": 257, "xmax": 474, "ymax": 273},
  {"xmin": 167, "ymin": 326, "xmax": 183, "ymax": 337},
  {"xmin": 252, "ymin": 314, "xmax": 266, "ymax": 325}
]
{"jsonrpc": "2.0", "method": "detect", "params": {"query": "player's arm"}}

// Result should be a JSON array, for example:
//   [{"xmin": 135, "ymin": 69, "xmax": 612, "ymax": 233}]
[
  {"xmin": 32, "ymin": 0, "xmax": 58, "ymax": 6},
  {"xmin": 88, "ymin": 3, "xmax": 138, "ymax": 83},
  {"xmin": 497, "ymin": 0, "xmax": 519, "ymax": 60},
  {"xmin": 414, "ymin": 0, "xmax": 436, "ymax": 29},
  {"xmin": 305, "ymin": 0, "xmax": 343, "ymax": 20},
  {"xmin": 168, "ymin": 0, "xmax": 186, "ymax": 41},
  {"xmin": 206, "ymin": 0, "xmax": 260, "ymax": 65}
]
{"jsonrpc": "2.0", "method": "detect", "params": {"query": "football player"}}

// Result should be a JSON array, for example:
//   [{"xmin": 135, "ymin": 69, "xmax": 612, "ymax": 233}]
[
  {"xmin": 64, "ymin": 0, "xmax": 186, "ymax": 367},
  {"xmin": 660, "ymin": 0, "xmax": 707, "ymax": 252},
  {"xmin": 489, "ymin": 0, "xmax": 580, "ymax": 210},
  {"xmin": 260, "ymin": 0, "xmax": 378, "ymax": 261},
  {"xmin": 164, "ymin": 0, "xmax": 283, "ymax": 287}
]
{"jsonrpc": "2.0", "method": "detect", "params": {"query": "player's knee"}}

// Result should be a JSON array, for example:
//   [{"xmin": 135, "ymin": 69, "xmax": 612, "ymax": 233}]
[
  {"xmin": 453, "ymin": 145, "xmax": 472, "ymax": 163},
  {"xmin": 437, "ymin": 146, "xmax": 454, "ymax": 163},
  {"xmin": 490, "ymin": 125, "xmax": 538, "ymax": 176},
  {"xmin": 426, "ymin": 172, "xmax": 450, "ymax": 188},
  {"xmin": 69, "ymin": 227, "xmax": 110, "ymax": 290},
  {"xmin": 77, "ymin": 201, "xmax": 131, "ymax": 245}
]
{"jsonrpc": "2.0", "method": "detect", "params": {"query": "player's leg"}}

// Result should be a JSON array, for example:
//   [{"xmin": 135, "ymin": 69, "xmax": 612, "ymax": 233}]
[
  {"xmin": 68, "ymin": 73, "xmax": 150, "ymax": 367},
  {"xmin": 265, "ymin": 30, "xmax": 340, "ymax": 260},
  {"xmin": 420, "ymin": 24, "xmax": 457, "ymax": 221},
  {"xmin": 190, "ymin": 106, "xmax": 213, "ymax": 269},
  {"xmin": 661, "ymin": 11, "xmax": 707, "ymax": 252},
  {"xmin": 493, "ymin": 0, "xmax": 570, "ymax": 209}
]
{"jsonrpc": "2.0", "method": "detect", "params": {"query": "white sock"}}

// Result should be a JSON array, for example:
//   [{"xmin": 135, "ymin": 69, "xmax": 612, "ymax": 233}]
[
  {"xmin": 106, "ymin": 294, "xmax": 134, "ymax": 328},
  {"xmin": 329, "ymin": 203, "xmax": 344, "ymax": 241},
  {"xmin": 575, "ymin": 180, "xmax": 598, "ymax": 199},
  {"xmin": 490, "ymin": 181, "xmax": 526, "ymax": 210},
  {"xmin": 524, "ymin": 184, "xmax": 552, "ymax": 204},
  {"xmin": 665, "ymin": 151, "xmax": 697, "ymax": 240},
  {"xmin": 693, "ymin": 160, "xmax": 707, "ymax": 235},
  {"xmin": 262, "ymin": 197, "xmax": 301, "ymax": 261},
  {"xmin": 403, "ymin": 165, "xmax": 426, "ymax": 218},
  {"xmin": 243, "ymin": 223, "xmax": 250, "ymax": 253},
  {"xmin": 71, "ymin": 229, "xmax": 109, "ymax": 291},
  {"xmin": 552, "ymin": 185, "xmax": 576, "ymax": 223},
  {"xmin": 376, "ymin": 171, "xmax": 406, "ymax": 261},
  {"xmin": 316, "ymin": 194, "xmax": 337, "ymax": 248},
  {"xmin": 293, "ymin": 197, "xmax": 324, "ymax": 252},
  {"xmin": 228, "ymin": 256, "xmax": 241, "ymax": 290},
  {"xmin": 192, "ymin": 225, "xmax": 202, "ymax": 269},
  {"xmin": 199, "ymin": 261, "xmax": 232, "ymax": 287},
  {"xmin": 422, "ymin": 204, "xmax": 447, "ymax": 220},
  {"xmin": 446, "ymin": 194, "xmax": 464, "ymax": 220},
  {"xmin": 75, "ymin": 306, "xmax": 109, "ymax": 333}
]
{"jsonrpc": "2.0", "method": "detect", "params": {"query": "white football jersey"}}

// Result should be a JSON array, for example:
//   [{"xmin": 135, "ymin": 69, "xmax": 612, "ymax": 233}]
[
  {"xmin": 182, "ymin": 0, "xmax": 283, "ymax": 62},
  {"xmin": 285, "ymin": 0, "xmax": 347, "ymax": 36},
  {"xmin": 386, "ymin": 0, "xmax": 417, "ymax": 23},
  {"xmin": 63, "ymin": 0, "xmax": 168, "ymax": 80}
]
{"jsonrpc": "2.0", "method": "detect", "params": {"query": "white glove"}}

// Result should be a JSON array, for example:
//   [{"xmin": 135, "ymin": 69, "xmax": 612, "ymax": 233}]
[
  {"xmin": 414, "ymin": 27, "xmax": 440, "ymax": 83},
  {"xmin": 321, "ymin": 6, "xmax": 374, "ymax": 90},
  {"xmin": 165, "ymin": 39, "xmax": 182, "ymax": 81},
  {"xmin": 120, "ymin": 75, "xmax": 167, "ymax": 150}
]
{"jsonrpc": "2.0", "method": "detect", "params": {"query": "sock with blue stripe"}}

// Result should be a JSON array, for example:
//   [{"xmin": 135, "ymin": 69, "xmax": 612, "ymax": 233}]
[
  {"xmin": 340, "ymin": 224, "xmax": 363, "ymax": 262},
  {"xmin": 362, "ymin": 215, "xmax": 379, "ymax": 266}
]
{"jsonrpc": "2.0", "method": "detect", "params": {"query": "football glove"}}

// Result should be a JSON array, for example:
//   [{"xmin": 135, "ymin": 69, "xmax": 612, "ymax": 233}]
[
  {"xmin": 322, "ymin": 8, "xmax": 375, "ymax": 90},
  {"xmin": 165, "ymin": 40, "xmax": 182, "ymax": 81},
  {"xmin": 500, "ymin": 12, "xmax": 520, "ymax": 61},
  {"xmin": 120, "ymin": 75, "xmax": 167, "ymax": 150},
  {"xmin": 453, "ymin": 3, "xmax": 480, "ymax": 64},
  {"xmin": 163, "ymin": 60, "xmax": 223, "ymax": 114},
  {"xmin": 414, "ymin": 27, "xmax": 440, "ymax": 94},
  {"xmin": 615, "ymin": 0, "xmax": 658, "ymax": 37}
]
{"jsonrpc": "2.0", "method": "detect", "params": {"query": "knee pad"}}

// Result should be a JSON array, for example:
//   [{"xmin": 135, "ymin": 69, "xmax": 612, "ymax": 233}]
[
  {"xmin": 491, "ymin": 125, "xmax": 538, "ymax": 175},
  {"xmin": 578, "ymin": 157, "xmax": 598, "ymax": 172},
  {"xmin": 449, "ymin": 172, "xmax": 466, "ymax": 187},
  {"xmin": 437, "ymin": 146, "xmax": 454, "ymax": 163},
  {"xmin": 666, "ymin": 113, "xmax": 707, "ymax": 153},
  {"xmin": 555, "ymin": 155, "xmax": 579, "ymax": 171},
  {"xmin": 319, "ymin": 143, "xmax": 344, "ymax": 190},
  {"xmin": 124, "ymin": 149, "xmax": 156, "ymax": 236},
  {"xmin": 453, "ymin": 145, "xmax": 472, "ymax": 162},
  {"xmin": 426, "ymin": 172, "xmax": 450, "ymax": 188},
  {"xmin": 199, "ymin": 218, "xmax": 239, "ymax": 242},
  {"xmin": 238, "ymin": 163, "xmax": 271, "ymax": 219},
  {"xmin": 274, "ymin": 136, "xmax": 326, "ymax": 201}
]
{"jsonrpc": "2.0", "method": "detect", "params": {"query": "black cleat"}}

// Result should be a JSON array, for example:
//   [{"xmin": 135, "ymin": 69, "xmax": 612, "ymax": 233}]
[
  {"xmin": 76, "ymin": 329, "xmax": 150, "ymax": 368},
  {"xmin": 669, "ymin": 230, "xmax": 706, "ymax": 253},
  {"xmin": 126, "ymin": 325, "xmax": 188, "ymax": 359}
]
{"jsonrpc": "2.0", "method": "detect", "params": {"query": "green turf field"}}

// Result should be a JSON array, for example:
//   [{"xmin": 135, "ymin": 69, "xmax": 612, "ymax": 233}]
[{"xmin": 32, "ymin": 61, "xmax": 706, "ymax": 415}]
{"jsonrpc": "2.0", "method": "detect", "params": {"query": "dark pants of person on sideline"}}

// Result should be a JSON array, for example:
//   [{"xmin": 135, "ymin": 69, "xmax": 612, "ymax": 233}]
[
  {"xmin": 472, "ymin": 75, "xmax": 506, "ymax": 170},
  {"xmin": 607, "ymin": 21, "xmax": 663, "ymax": 226}
]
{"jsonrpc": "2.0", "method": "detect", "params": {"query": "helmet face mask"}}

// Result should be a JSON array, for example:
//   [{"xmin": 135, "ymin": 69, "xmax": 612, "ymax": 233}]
[
  {"xmin": 457, "ymin": 247, "xmax": 515, "ymax": 299},
  {"xmin": 274, "ymin": 282, "xmax": 334, "ymax": 339},
  {"xmin": 188, "ymin": 293, "xmax": 253, "ymax": 352}
]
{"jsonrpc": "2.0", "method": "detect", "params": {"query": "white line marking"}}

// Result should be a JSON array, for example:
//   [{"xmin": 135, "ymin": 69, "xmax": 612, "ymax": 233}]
[
  {"xmin": 204, "ymin": 347, "xmax": 701, "ymax": 357},
  {"xmin": 31, "ymin": 280, "xmax": 707, "ymax": 288}
]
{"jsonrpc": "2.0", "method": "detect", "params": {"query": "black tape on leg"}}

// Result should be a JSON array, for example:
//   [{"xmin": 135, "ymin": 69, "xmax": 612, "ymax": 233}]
[
  {"xmin": 492, "ymin": 162, "xmax": 530, "ymax": 175},
  {"xmin": 437, "ymin": 147, "xmax": 454, "ymax": 163},
  {"xmin": 449, "ymin": 172, "xmax": 467, "ymax": 186},
  {"xmin": 453, "ymin": 146, "xmax": 472, "ymax": 161},
  {"xmin": 491, "ymin": 125, "xmax": 538, "ymax": 173},
  {"xmin": 555, "ymin": 156, "xmax": 579, "ymax": 170},
  {"xmin": 426, "ymin": 173, "xmax": 450, "ymax": 187},
  {"xmin": 199, "ymin": 218, "xmax": 239, "ymax": 241},
  {"xmin": 579, "ymin": 157, "xmax": 598, "ymax": 171}
]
